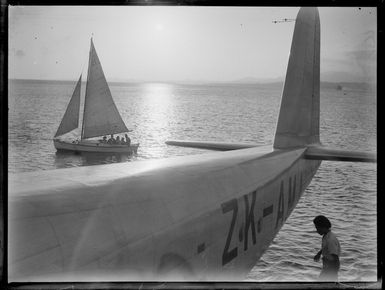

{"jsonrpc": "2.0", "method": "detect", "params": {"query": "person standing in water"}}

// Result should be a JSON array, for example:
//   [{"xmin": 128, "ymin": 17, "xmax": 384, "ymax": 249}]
[{"xmin": 313, "ymin": 215, "xmax": 341, "ymax": 281}]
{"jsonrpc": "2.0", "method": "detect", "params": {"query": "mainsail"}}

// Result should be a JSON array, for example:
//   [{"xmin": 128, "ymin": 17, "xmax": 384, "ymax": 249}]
[
  {"xmin": 54, "ymin": 75, "xmax": 82, "ymax": 138},
  {"xmin": 81, "ymin": 38, "xmax": 129, "ymax": 139}
]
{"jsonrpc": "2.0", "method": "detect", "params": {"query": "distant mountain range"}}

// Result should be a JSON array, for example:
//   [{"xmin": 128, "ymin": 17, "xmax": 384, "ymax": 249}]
[
  {"xmin": 231, "ymin": 70, "xmax": 376, "ymax": 85},
  {"xmin": 9, "ymin": 70, "xmax": 376, "ymax": 87}
]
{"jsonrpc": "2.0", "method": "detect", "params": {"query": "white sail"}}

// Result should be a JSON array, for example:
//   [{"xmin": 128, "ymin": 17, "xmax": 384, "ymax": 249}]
[
  {"xmin": 54, "ymin": 75, "xmax": 82, "ymax": 138},
  {"xmin": 81, "ymin": 39, "xmax": 129, "ymax": 139}
]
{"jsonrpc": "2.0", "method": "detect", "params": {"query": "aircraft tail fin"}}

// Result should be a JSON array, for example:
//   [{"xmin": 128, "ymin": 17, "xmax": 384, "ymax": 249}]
[{"xmin": 273, "ymin": 7, "xmax": 321, "ymax": 149}]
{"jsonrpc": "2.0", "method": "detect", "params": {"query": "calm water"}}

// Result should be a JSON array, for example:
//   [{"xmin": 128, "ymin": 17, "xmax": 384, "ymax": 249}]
[{"xmin": 8, "ymin": 79, "xmax": 377, "ymax": 282}]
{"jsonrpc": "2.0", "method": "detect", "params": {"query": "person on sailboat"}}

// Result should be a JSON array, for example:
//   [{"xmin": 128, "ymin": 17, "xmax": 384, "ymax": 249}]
[
  {"xmin": 116, "ymin": 136, "xmax": 121, "ymax": 145},
  {"xmin": 99, "ymin": 136, "xmax": 107, "ymax": 143},
  {"xmin": 125, "ymin": 134, "xmax": 131, "ymax": 146},
  {"xmin": 107, "ymin": 135, "xmax": 114, "ymax": 144}
]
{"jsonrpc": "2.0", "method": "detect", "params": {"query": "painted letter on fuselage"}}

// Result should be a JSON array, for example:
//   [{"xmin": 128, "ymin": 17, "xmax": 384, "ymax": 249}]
[
  {"xmin": 221, "ymin": 198, "xmax": 238, "ymax": 265},
  {"xmin": 244, "ymin": 190, "xmax": 257, "ymax": 251}
]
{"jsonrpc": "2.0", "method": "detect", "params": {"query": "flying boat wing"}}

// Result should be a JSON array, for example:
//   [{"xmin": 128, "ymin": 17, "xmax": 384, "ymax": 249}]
[
  {"xmin": 165, "ymin": 140, "xmax": 259, "ymax": 151},
  {"xmin": 166, "ymin": 141, "xmax": 376, "ymax": 163},
  {"xmin": 304, "ymin": 145, "xmax": 376, "ymax": 162}
]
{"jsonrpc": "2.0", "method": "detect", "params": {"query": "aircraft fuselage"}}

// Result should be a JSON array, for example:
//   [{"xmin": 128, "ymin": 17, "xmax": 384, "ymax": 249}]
[{"xmin": 8, "ymin": 146, "xmax": 321, "ymax": 281}]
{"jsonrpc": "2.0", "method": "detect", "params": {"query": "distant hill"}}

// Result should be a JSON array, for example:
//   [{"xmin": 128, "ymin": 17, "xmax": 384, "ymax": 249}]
[{"xmin": 231, "ymin": 70, "xmax": 375, "ymax": 86}]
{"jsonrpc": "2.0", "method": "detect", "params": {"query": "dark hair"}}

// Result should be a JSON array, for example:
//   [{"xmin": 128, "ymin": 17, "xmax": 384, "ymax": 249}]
[{"xmin": 313, "ymin": 215, "xmax": 331, "ymax": 229}]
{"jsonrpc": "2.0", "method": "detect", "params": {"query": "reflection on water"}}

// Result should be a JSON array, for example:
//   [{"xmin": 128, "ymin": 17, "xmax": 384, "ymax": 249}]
[
  {"xmin": 54, "ymin": 150, "xmax": 138, "ymax": 169},
  {"xmin": 141, "ymin": 83, "xmax": 175, "ymax": 131},
  {"xmin": 135, "ymin": 83, "xmax": 176, "ymax": 159}
]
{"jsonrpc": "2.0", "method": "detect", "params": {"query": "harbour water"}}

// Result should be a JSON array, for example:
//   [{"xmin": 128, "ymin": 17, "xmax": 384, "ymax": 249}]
[{"xmin": 8, "ymin": 79, "xmax": 377, "ymax": 282}]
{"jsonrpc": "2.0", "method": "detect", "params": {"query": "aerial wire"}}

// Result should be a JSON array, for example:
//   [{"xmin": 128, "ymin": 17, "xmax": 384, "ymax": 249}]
[{"xmin": 272, "ymin": 18, "xmax": 295, "ymax": 24}]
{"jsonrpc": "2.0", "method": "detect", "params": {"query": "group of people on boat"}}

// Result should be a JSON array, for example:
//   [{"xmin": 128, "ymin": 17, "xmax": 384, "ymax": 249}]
[{"xmin": 100, "ymin": 134, "xmax": 131, "ymax": 146}]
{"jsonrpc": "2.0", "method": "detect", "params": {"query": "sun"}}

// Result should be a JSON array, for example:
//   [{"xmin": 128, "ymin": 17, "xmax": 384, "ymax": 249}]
[{"xmin": 155, "ymin": 24, "xmax": 164, "ymax": 31}]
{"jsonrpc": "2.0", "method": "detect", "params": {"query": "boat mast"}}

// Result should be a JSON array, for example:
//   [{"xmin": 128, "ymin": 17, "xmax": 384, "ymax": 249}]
[{"xmin": 81, "ymin": 37, "xmax": 93, "ymax": 140}]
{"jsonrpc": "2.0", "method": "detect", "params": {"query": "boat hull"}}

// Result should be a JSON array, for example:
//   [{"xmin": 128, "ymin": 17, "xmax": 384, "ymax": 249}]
[{"xmin": 53, "ymin": 139, "xmax": 139, "ymax": 154}]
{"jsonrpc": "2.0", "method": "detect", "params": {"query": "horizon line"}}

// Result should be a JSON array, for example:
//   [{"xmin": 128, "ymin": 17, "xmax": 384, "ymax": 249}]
[{"xmin": 8, "ymin": 77, "xmax": 376, "ymax": 86}]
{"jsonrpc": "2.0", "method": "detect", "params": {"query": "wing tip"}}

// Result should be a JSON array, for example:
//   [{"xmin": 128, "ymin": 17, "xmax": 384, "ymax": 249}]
[{"xmin": 305, "ymin": 146, "xmax": 377, "ymax": 163}]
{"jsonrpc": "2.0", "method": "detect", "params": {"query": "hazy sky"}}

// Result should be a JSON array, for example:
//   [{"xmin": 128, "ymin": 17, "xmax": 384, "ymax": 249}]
[{"xmin": 9, "ymin": 6, "xmax": 376, "ymax": 82}]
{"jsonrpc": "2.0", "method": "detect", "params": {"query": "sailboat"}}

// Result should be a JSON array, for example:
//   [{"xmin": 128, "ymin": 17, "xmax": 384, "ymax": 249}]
[{"xmin": 53, "ymin": 38, "xmax": 139, "ymax": 154}]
